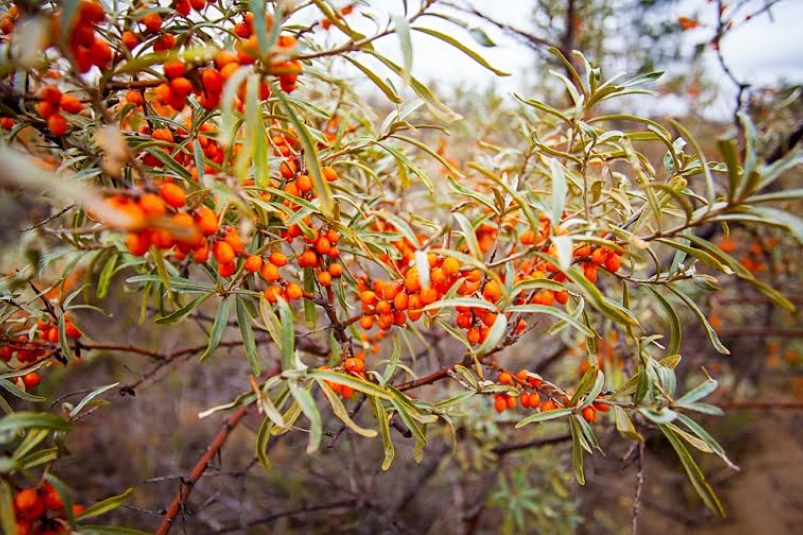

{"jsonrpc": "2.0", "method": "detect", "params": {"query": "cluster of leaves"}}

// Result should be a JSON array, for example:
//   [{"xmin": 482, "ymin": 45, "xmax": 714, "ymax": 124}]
[{"xmin": 0, "ymin": 0, "xmax": 801, "ymax": 532}]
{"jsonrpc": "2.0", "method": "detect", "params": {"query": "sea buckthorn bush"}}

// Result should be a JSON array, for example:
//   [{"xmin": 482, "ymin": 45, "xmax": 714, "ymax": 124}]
[{"xmin": 0, "ymin": 1, "xmax": 802, "ymax": 533}]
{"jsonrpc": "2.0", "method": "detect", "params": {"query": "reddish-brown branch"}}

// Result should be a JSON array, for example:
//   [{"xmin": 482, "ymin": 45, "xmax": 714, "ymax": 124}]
[{"xmin": 155, "ymin": 402, "xmax": 253, "ymax": 535}]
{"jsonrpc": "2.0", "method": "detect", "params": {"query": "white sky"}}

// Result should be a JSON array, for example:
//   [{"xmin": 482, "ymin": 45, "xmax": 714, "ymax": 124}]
[{"xmin": 322, "ymin": 0, "xmax": 803, "ymax": 119}]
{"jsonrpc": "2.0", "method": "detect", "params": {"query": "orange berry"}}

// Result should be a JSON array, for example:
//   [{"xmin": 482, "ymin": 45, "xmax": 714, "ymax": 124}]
[
  {"xmin": 200, "ymin": 68, "xmax": 224, "ymax": 95},
  {"xmin": 163, "ymin": 59, "xmax": 186, "ymax": 79},
  {"xmin": 555, "ymin": 290, "xmax": 569, "ymax": 305},
  {"xmin": 260, "ymin": 262, "xmax": 280, "ymax": 282},
  {"xmin": 43, "ymin": 487, "xmax": 63, "ymax": 511},
  {"xmin": 467, "ymin": 327, "xmax": 480, "ymax": 344},
  {"xmin": 14, "ymin": 488, "xmax": 39, "ymax": 513},
  {"xmin": 506, "ymin": 395, "xmax": 517, "ymax": 409},
  {"xmin": 442, "ymin": 257, "xmax": 460, "ymax": 277},
  {"xmin": 541, "ymin": 399, "xmax": 557, "ymax": 412},
  {"xmin": 170, "ymin": 76, "xmax": 194, "ymax": 97},
  {"xmin": 315, "ymin": 236, "xmax": 331, "ymax": 255},
  {"xmin": 195, "ymin": 206, "xmax": 218, "ymax": 236},
  {"xmin": 64, "ymin": 321, "xmax": 81, "ymax": 339},
  {"xmin": 280, "ymin": 159, "xmax": 297, "ymax": 178},
  {"xmin": 322, "ymin": 166, "xmax": 338, "ymax": 182},
  {"xmin": 264, "ymin": 284, "xmax": 283, "ymax": 303},
  {"xmin": 22, "ymin": 372, "xmax": 40, "ymax": 388},
  {"xmin": 359, "ymin": 290, "xmax": 378, "ymax": 306},
  {"xmin": 192, "ymin": 242, "xmax": 210, "ymax": 263},
  {"xmin": 127, "ymin": 231, "xmax": 150, "ymax": 256},
  {"xmin": 152, "ymin": 128, "xmax": 174, "ymax": 143},
  {"xmin": 297, "ymin": 249, "xmax": 318, "ymax": 268},
  {"xmin": 582, "ymin": 405, "xmax": 598, "ymax": 423},
  {"xmin": 213, "ymin": 241, "xmax": 235, "ymax": 264},
  {"xmin": 215, "ymin": 50, "xmax": 239, "ymax": 69},
  {"xmin": 160, "ymin": 183, "xmax": 186, "ymax": 208},
  {"xmin": 482, "ymin": 280, "xmax": 502, "ymax": 303},
  {"xmin": 59, "ymin": 94, "xmax": 84, "ymax": 114},
  {"xmin": 420, "ymin": 286, "xmax": 438, "ymax": 305},
  {"xmin": 592, "ymin": 400, "xmax": 611, "ymax": 413},
  {"xmin": 139, "ymin": 193, "xmax": 166, "ymax": 216},
  {"xmin": 218, "ymin": 261, "xmax": 236, "ymax": 277},
  {"xmin": 121, "ymin": 31, "xmax": 140, "ymax": 50},
  {"xmin": 498, "ymin": 372, "xmax": 512, "ymax": 385},
  {"xmin": 393, "ymin": 291, "xmax": 409, "ymax": 312},
  {"xmin": 141, "ymin": 12, "xmax": 163, "ymax": 33},
  {"xmin": 359, "ymin": 315, "xmax": 375, "ymax": 330},
  {"xmin": 286, "ymin": 283, "xmax": 303, "ymax": 300},
  {"xmin": 154, "ymin": 83, "xmax": 173, "ymax": 104},
  {"xmin": 40, "ymin": 85, "xmax": 62, "ymax": 105},
  {"xmin": 47, "ymin": 113, "xmax": 69, "ymax": 136},
  {"xmin": 296, "ymin": 174, "xmax": 313, "ymax": 193},
  {"xmin": 224, "ymin": 228, "xmax": 244, "ymax": 255},
  {"xmin": 47, "ymin": 327, "xmax": 59, "ymax": 344},
  {"xmin": 404, "ymin": 269, "xmax": 421, "ymax": 293},
  {"xmin": 244, "ymin": 255, "xmax": 263, "ymax": 273},
  {"xmin": 270, "ymin": 252, "xmax": 288, "ymax": 267},
  {"xmin": 328, "ymin": 263, "xmax": 343, "ymax": 277},
  {"xmin": 605, "ymin": 253, "xmax": 621, "ymax": 273},
  {"xmin": 344, "ymin": 357, "xmax": 364, "ymax": 373},
  {"xmin": 531, "ymin": 290, "xmax": 555, "ymax": 306},
  {"xmin": 494, "ymin": 396, "xmax": 507, "ymax": 413},
  {"xmin": 317, "ymin": 271, "xmax": 332, "ymax": 286},
  {"xmin": 37, "ymin": 100, "xmax": 58, "ymax": 120}
]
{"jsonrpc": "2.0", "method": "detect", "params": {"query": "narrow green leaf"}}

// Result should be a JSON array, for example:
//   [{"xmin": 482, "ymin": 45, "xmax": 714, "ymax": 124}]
[
  {"xmin": 317, "ymin": 380, "xmax": 377, "ymax": 438},
  {"xmin": 258, "ymin": 296, "xmax": 282, "ymax": 355},
  {"xmin": 394, "ymin": 15, "xmax": 413, "ymax": 83},
  {"xmin": 69, "ymin": 382, "xmax": 119, "ymax": 418},
  {"xmin": 307, "ymin": 369, "xmax": 393, "ymax": 400},
  {"xmin": 676, "ymin": 378, "xmax": 717, "ymax": 406},
  {"xmin": 568, "ymin": 266, "xmax": 638, "ymax": 326},
  {"xmin": 508, "ymin": 304, "xmax": 594, "ymax": 337},
  {"xmin": 614, "ymin": 406, "xmax": 644, "ymax": 442},
  {"xmin": 96, "ymin": 251, "xmax": 117, "ymax": 299},
  {"xmin": 569, "ymin": 418, "xmax": 586, "ymax": 485},
  {"xmin": 476, "ymin": 312, "xmax": 507, "ymax": 356},
  {"xmin": 200, "ymin": 297, "xmax": 231, "ymax": 361},
  {"xmin": 549, "ymin": 159, "xmax": 567, "ymax": 225},
  {"xmin": 342, "ymin": 56, "xmax": 402, "ymax": 103},
  {"xmin": 0, "ymin": 377, "xmax": 45, "ymax": 402},
  {"xmin": 668, "ymin": 287, "xmax": 729, "ymax": 355},
  {"xmin": 453, "ymin": 212, "xmax": 481, "ymax": 260},
  {"xmin": 237, "ymin": 297, "xmax": 261, "ymax": 376},
  {"xmin": 411, "ymin": 27, "xmax": 510, "ymax": 76},
  {"xmin": 0, "ymin": 481, "xmax": 16, "ymax": 535},
  {"xmin": 276, "ymin": 298, "xmax": 295, "ymax": 370},
  {"xmin": 44, "ymin": 474, "xmax": 77, "ymax": 529},
  {"xmin": 515, "ymin": 407, "xmax": 574, "ymax": 428},
  {"xmin": 288, "ymin": 381, "xmax": 322, "ymax": 454},
  {"xmin": 276, "ymin": 91, "xmax": 333, "ymax": 217},
  {"xmin": 255, "ymin": 415, "xmax": 273, "ymax": 470},
  {"xmin": 644, "ymin": 287, "xmax": 682, "ymax": 356},
  {"xmin": 155, "ymin": 294, "xmax": 210, "ymax": 325},
  {"xmin": 660, "ymin": 424, "xmax": 726, "ymax": 517},
  {"xmin": 0, "ymin": 412, "xmax": 72, "ymax": 436},
  {"xmin": 75, "ymin": 488, "xmax": 134, "ymax": 522},
  {"xmin": 371, "ymin": 396, "xmax": 395, "ymax": 470}
]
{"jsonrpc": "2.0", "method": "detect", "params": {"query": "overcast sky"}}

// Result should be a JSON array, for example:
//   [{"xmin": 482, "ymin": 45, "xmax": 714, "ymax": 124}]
[{"xmin": 331, "ymin": 0, "xmax": 803, "ymax": 119}]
